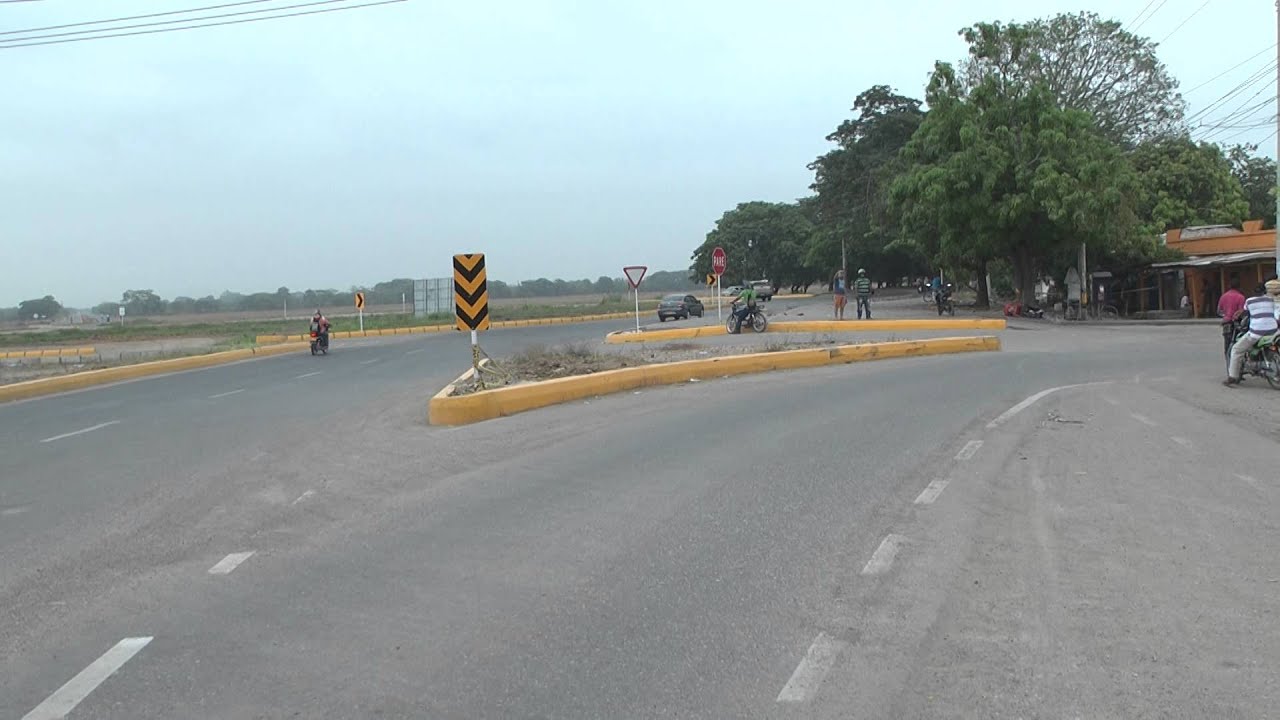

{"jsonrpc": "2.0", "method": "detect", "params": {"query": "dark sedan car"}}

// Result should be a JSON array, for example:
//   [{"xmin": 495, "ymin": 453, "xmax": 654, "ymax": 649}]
[{"xmin": 657, "ymin": 293, "xmax": 704, "ymax": 321}]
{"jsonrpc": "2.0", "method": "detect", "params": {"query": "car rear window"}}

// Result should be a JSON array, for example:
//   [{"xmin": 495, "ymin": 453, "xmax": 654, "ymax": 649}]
[{"xmin": 663, "ymin": 294, "xmax": 685, "ymax": 301}]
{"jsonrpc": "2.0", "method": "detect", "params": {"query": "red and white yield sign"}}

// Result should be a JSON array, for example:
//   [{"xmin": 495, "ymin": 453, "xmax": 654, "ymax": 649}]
[
  {"xmin": 711, "ymin": 246, "xmax": 727, "ymax": 276},
  {"xmin": 623, "ymin": 265, "xmax": 648, "ymax": 289}
]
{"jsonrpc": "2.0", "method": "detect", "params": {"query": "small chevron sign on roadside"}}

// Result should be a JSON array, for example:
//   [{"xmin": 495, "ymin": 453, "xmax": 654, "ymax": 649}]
[{"xmin": 453, "ymin": 253, "xmax": 490, "ymax": 331}]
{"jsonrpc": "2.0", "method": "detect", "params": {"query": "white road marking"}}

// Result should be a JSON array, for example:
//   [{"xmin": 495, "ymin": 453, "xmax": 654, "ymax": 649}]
[
  {"xmin": 1235, "ymin": 474, "xmax": 1261, "ymax": 490},
  {"xmin": 987, "ymin": 382, "xmax": 1112, "ymax": 429},
  {"xmin": 1170, "ymin": 436, "xmax": 1193, "ymax": 448},
  {"xmin": 955, "ymin": 440, "xmax": 983, "ymax": 460},
  {"xmin": 208, "ymin": 388, "xmax": 245, "ymax": 399},
  {"xmin": 208, "ymin": 551, "xmax": 255, "ymax": 575},
  {"xmin": 40, "ymin": 421, "xmax": 120, "ymax": 444},
  {"xmin": 2, "ymin": 505, "xmax": 31, "ymax": 516},
  {"xmin": 914, "ymin": 479, "xmax": 950, "ymax": 505},
  {"xmin": 294, "ymin": 371, "xmax": 322, "ymax": 380},
  {"xmin": 861, "ymin": 534, "xmax": 905, "ymax": 576},
  {"xmin": 405, "ymin": 348, "xmax": 425, "ymax": 356},
  {"xmin": 360, "ymin": 358, "xmax": 381, "ymax": 365},
  {"xmin": 21, "ymin": 636, "xmax": 152, "ymax": 720},
  {"xmin": 1102, "ymin": 396, "xmax": 1120, "ymax": 406},
  {"xmin": 291, "ymin": 490, "xmax": 315, "ymax": 505},
  {"xmin": 1131, "ymin": 413, "xmax": 1158, "ymax": 427},
  {"xmin": 776, "ymin": 632, "xmax": 848, "ymax": 703}
]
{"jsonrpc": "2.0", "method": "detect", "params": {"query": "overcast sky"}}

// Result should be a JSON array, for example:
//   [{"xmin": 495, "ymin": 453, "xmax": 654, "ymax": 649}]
[{"xmin": 2, "ymin": 0, "xmax": 1274, "ymax": 307}]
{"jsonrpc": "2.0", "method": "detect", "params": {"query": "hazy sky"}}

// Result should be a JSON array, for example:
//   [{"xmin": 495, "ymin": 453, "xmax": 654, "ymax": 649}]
[{"xmin": 2, "ymin": 0, "xmax": 1275, "ymax": 307}]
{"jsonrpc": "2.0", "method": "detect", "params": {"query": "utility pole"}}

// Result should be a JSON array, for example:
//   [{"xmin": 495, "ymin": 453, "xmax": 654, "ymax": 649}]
[
  {"xmin": 841, "ymin": 238, "xmax": 847, "ymax": 287},
  {"xmin": 1275, "ymin": 0, "xmax": 1279, "ymax": 277}
]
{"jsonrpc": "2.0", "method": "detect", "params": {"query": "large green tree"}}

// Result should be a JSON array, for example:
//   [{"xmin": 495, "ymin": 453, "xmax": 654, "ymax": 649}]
[
  {"xmin": 17, "ymin": 295, "xmax": 63, "ymax": 320},
  {"xmin": 808, "ymin": 85, "xmax": 927, "ymax": 282},
  {"xmin": 691, "ymin": 201, "xmax": 815, "ymax": 289},
  {"xmin": 890, "ymin": 63, "xmax": 1143, "ymax": 306},
  {"xmin": 961, "ymin": 12, "xmax": 1184, "ymax": 146},
  {"xmin": 1227, "ymin": 144, "xmax": 1276, "ymax": 227},
  {"xmin": 1130, "ymin": 137, "xmax": 1249, "ymax": 232}
]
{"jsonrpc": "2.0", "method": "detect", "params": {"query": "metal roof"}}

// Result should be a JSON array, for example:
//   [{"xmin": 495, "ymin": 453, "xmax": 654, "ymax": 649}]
[{"xmin": 1150, "ymin": 250, "xmax": 1276, "ymax": 269}]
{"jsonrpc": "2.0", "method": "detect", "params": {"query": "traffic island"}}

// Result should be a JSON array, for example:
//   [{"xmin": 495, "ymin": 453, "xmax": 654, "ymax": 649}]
[
  {"xmin": 603, "ymin": 318, "xmax": 1006, "ymax": 344},
  {"xmin": 428, "ymin": 335, "xmax": 1001, "ymax": 426}
]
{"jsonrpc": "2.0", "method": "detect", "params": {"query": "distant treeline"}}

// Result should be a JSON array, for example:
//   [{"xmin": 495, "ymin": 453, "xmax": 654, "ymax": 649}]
[{"xmin": 4, "ymin": 271, "xmax": 698, "ymax": 320}]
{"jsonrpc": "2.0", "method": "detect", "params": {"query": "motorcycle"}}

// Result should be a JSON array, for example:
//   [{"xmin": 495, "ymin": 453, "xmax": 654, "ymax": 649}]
[
  {"xmin": 1230, "ymin": 319, "xmax": 1280, "ymax": 388},
  {"xmin": 919, "ymin": 281, "xmax": 935, "ymax": 304},
  {"xmin": 309, "ymin": 322, "xmax": 329, "ymax": 356},
  {"xmin": 935, "ymin": 284, "xmax": 955, "ymax": 316},
  {"xmin": 727, "ymin": 301, "xmax": 768, "ymax": 334}
]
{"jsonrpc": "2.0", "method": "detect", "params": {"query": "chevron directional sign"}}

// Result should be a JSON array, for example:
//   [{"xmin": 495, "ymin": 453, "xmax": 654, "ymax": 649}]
[{"xmin": 453, "ymin": 253, "xmax": 490, "ymax": 331}]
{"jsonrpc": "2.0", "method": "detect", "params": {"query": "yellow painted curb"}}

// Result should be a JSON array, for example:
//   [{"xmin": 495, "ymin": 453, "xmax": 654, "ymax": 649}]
[
  {"xmin": 428, "ymin": 335, "xmax": 1001, "ymax": 426},
  {"xmin": 254, "ymin": 311, "xmax": 637, "ymax": 345},
  {"xmin": 603, "ymin": 318, "xmax": 1006, "ymax": 344},
  {"xmin": 0, "ymin": 346, "xmax": 96, "ymax": 359},
  {"xmin": 0, "ymin": 343, "xmax": 307, "ymax": 404}
]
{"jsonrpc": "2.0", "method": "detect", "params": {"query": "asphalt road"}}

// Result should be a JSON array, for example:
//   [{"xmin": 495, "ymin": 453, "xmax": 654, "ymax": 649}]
[{"xmin": 2, "ymin": 309, "xmax": 1277, "ymax": 718}]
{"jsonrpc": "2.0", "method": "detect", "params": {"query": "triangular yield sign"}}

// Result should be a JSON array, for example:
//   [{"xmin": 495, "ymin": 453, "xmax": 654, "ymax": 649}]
[{"xmin": 623, "ymin": 265, "xmax": 648, "ymax": 289}]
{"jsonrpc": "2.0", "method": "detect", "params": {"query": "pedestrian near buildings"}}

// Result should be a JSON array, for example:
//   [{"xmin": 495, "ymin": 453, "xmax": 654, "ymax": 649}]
[{"xmin": 832, "ymin": 270, "xmax": 847, "ymax": 320}]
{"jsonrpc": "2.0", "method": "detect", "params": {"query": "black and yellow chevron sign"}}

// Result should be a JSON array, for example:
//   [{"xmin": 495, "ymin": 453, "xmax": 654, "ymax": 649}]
[{"xmin": 453, "ymin": 253, "xmax": 490, "ymax": 331}]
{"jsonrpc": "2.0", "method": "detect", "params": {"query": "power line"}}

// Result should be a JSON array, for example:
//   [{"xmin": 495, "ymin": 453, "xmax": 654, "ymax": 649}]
[
  {"xmin": 1132, "ymin": 0, "xmax": 1171, "ymax": 31},
  {"xmin": 0, "ymin": 0, "xmax": 280, "ymax": 35},
  {"xmin": 0, "ymin": 0, "xmax": 357, "ymax": 44},
  {"xmin": 1127, "ymin": 0, "xmax": 1160, "ymax": 27},
  {"xmin": 0, "ymin": 0, "xmax": 405, "ymax": 49},
  {"xmin": 1184, "ymin": 45, "xmax": 1277, "ymax": 93},
  {"xmin": 1186, "ymin": 60, "xmax": 1277, "ymax": 124},
  {"xmin": 1159, "ymin": 0, "xmax": 1212, "ymax": 43}
]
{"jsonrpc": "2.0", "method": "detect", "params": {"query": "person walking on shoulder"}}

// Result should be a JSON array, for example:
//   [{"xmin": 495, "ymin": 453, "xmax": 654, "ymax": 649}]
[{"xmin": 854, "ymin": 268, "xmax": 873, "ymax": 319}]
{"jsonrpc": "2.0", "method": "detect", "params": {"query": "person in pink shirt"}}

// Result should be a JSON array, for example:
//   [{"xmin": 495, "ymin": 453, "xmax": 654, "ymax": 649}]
[{"xmin": 1218, "ymin": 277, "xmax": 1246, "ymax": 362}]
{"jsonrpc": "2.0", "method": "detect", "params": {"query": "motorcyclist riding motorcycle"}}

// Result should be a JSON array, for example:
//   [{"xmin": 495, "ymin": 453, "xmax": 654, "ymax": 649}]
[
  {"xmin": 729, "ymin": 285, "xmax": 759, "ymax": 333},
  {"xmin": 311, "ymin": 310, "xmax": 331, "ymax": 352},
  {"xmin": 1224, "ymin": 280, "xmax": 1280, "ymax": 386}
]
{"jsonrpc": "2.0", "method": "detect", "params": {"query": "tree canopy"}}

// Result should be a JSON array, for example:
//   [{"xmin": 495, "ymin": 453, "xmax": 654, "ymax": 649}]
[
  {"xmin": 18, "ymin": 295, "xmax": 63, "ymax": 320},
  {"xmin": 1228, "ymin": 144, "xmax": 1276, "ymax": 228},
  {"xmin": 691, "ymin": 201, "xmax": 817, "ymax": 290},
  {"xmin": 1130, "ymin": 137, "xmax": 1249, "ymax": 232},
  {"xmin": 960, "ymin": 12, "xmax": 1184, "ymax": 146}
]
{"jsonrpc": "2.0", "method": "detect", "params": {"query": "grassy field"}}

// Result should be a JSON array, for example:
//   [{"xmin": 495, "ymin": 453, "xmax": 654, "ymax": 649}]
[{"xmin": 0, "ymin": 298, "xmax": 661, "ymax": 349}]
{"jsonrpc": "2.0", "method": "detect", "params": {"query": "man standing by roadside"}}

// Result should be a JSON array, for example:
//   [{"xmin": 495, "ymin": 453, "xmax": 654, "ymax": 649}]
[
  {"xmin": 832, "ymin": 269, "xmax": 847, "ymax": 320},
  {"xmin": 1217, "ymin": 277, "xmax": 1246, "ymax": 363},
  {"xmin": 1224, "ymin": 280, "xmax": 1280, "ymax": 386},
  {"xmin": 854, "ymin": 268, "xmax": 873, "ymax": 319}
]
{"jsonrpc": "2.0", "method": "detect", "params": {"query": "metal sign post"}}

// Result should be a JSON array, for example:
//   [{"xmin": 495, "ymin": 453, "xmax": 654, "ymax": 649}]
[
  {"xmin": 454, "ymin": 253, "xmax": 492, "ymax": 388},
  {"xmin": 354, "ymin": 292, "xmax": 366, "ymax": 333},
  {"xmin": 712, "ymin": 246, "xmax": 727, "ymax": 321},
  {"xmin": 623, "ymin": 266, "xmax": 648, "ymax": 333}
]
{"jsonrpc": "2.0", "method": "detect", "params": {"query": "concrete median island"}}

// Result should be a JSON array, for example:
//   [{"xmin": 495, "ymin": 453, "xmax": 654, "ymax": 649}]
[
  {"xmin": 428, "ymin": 335, "xmax": 1001, "ymax": 425},
  {"xmin": 604, "ymin": 318, "xmax": 1007, "ymax": 344}
]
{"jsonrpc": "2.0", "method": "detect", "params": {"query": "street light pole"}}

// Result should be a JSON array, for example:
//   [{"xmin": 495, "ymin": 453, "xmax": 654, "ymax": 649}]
[{"xmin": 1275, "ymin": 0, "xmax": 1279, "ymax": 277}]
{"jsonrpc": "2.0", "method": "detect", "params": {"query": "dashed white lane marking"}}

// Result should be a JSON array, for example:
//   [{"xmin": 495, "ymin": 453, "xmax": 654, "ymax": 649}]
[
  {"xmin": 776, "ymin": 632, "xmax": 848, "ymax": 703},
  {"xmin": 359, "ymin": 358, "xmax": 381, "ymax": 365},
  {"xmin": 1131, "ymin": 413, "xmax": 1158, "ymax": 427},
  {"xmin": 40, "ymin": 421, "xmax": 121, "ymax": 444},
  {"xmin": 291, "ymin": 490, "xmax": 315, "ymax": 505},
  {"xmin": 914, "ymin": 479, "xmax": 950, "ymax": 505},
  {"xmin": 987, "ymin": 382, "xmax": 1112, "ymax": 428},
  {"xmin": 1171, "ymin": 436, "xmax": 1193, "ymax": 448},
  {"xmin": 208, "ymin": 551, "xmax": 255, "ymax": 575},
  {"xmin": 208, "ymin": 388, "xmax": 245, "ymax": 399},
  {"xmin": 861, "ymin": 534, "xmax": 905, "ymax": 576},
  {"xmin": 1102, "ymin": 396, "xmax": 1120, "ymax": 406},
  {"xmin": 1235, "ymin": 473, "xmax": 1261, "ymax": 490},
  {"xmin": 405, "ymin": 348, "xmax": 425, "ymax": 356},
  {"xmin": 21, "ymin": 636, "xmax": 153, "ymax": 720},
  {"xmin": 955, "ymin": 440, "xmax": 983, "ymax": 460},
  {"xmin": 294, "ymin": 371, "xmax": 322, "ymax": 379}
]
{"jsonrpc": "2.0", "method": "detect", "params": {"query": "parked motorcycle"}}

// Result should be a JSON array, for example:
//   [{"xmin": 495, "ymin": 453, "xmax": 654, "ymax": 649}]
[
  {"xmin": 1230, "ymin": 319, "xmax": 1280, "ymax": 388},
  {"xmin": 727, "ymin": 302, "xmax": 769, "ymax": 334},
  {"xmin": 309, "ymin": 322, "xmax": 329, "ymax": 355}
]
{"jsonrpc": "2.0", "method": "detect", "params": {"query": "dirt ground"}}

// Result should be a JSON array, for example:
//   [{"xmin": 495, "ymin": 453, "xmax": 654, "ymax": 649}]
[{"xmin": 450, "ymin": 338, "xmax": 846, "ymax": 396}]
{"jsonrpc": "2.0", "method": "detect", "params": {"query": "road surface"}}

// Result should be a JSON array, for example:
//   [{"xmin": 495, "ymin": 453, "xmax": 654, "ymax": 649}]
[{"xmin": 2, "ymin": 312, "xmax": 1277, "ymax": 718}]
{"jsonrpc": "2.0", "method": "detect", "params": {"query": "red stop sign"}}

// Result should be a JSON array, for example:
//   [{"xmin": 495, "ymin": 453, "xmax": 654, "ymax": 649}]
[{"xmin": 711, "ymin": 247, "xmax": 727, "ymax": 275}]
